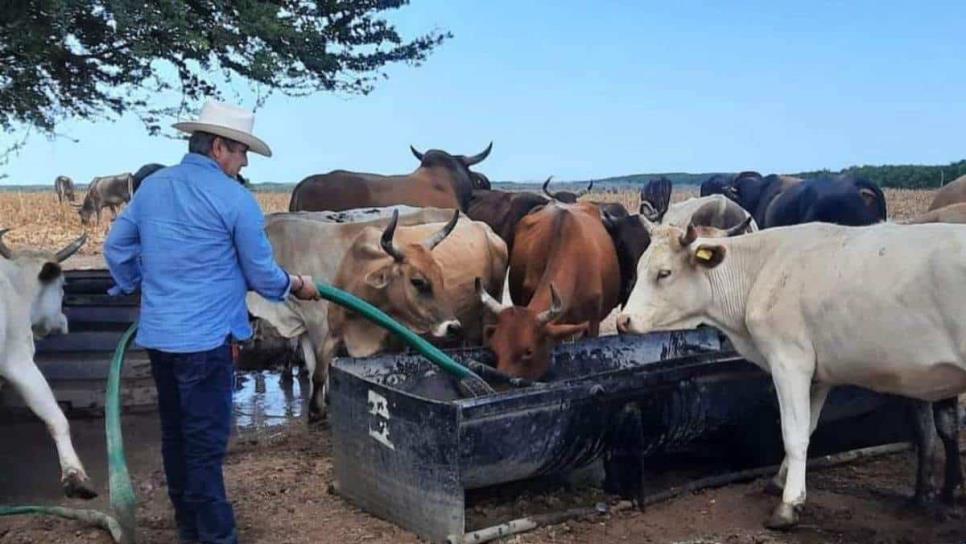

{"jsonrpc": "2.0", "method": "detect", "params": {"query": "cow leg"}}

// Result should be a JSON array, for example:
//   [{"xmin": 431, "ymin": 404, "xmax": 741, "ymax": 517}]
[
  {"xmin": 766, "ymin": 384, "xmax": 830, "ymax": 496},
  {"xmin": 933, "ymin": 397, "xmax": 963, "ymax": 505},
  {"xmin": 765, "ymin": 362, "xmax": 814, "ymax": 530},
  {"xmin": 908, "ymin": 398, "xmax": 938, "ymax": 506},
  {"xmin": 2, "ymin": 357, "xmax": 96, "ymax": 499}
]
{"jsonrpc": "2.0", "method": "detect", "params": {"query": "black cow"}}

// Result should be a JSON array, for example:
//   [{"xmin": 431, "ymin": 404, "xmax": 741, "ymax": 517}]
[
  {"xmin": 542, "ymin": 176, "xmax": 593, "ymax": 203},
  {"xmin": 700, "ymin": 174, "xmax": 730, "ymax": 197}
]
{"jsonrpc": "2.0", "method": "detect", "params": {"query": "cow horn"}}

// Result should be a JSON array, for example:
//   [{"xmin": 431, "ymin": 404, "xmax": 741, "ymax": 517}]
[
  {"xmin": 640, "ymin": 177, "xmax": 672, "ymax": 222},
  {"xmin": 679, "ymin": 223, "xmax": 698, "ymax": 246},
  {"xmin": 724, "ymin": 216, "xmax": 754, "ymax": 237},
  {"xmin": 476, "ymin": 277, "xmax": 509, "ymax": 315},
  {"xmin": 380, "ymin": 210, "xmax": 405, "ymax": 262},
  {"xmin": 639, "ymin": 215, "xmax": 657, "ymax": 235},
  {"xmin": 542, "ymin": 176, "xmax": 556, "ymax": 199},
  {"xmin": 462, "ymin": 142, "xmax": 493, "ymax": 166},
  {"xmin": 0, "ymin": 229, "xmax": 13, "ymax": 259},
  {"xmin": 576, "ymin": 180, "xmax": 594, "ymax": 197},
  {"xmin": 536, "ymin": 283, "xmax": 564, "ymax": 325},
  {"xmin": 410, "ymin": 145, "xmax": 424, "ymax": 162},
  {"xmin": 54, "ymin": 233, "xmax": 88, "ymax": 263},
  {"xmin": 424, "ymin": 210, "xmax": 460, "ymax": 251}
]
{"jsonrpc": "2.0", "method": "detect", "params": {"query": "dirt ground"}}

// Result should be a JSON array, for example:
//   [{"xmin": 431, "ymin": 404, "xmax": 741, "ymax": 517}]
[{"xmin": 1, "ymin": 420, "xmax": 963, "ymax": 544}]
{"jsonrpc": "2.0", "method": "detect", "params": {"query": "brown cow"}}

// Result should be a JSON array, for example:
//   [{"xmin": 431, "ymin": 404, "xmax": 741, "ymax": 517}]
[
  {"xmin": 476, "ymin": 201, "xmax": 620, "ymax": 380},
  {"xmin": 53, "ymin": 176, "xmax": 76, "ymax": 203},
  {"xmin": 928, "ymin": 174, "xmax": 966, "ymax": 211},
  {"xmin": 289, "ymin": 143, "xmax": 493, "ymax": 213}
]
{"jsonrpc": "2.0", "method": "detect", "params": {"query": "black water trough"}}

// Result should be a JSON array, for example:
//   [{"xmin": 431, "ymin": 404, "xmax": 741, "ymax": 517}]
[{"xmin": 329, "ymin": 329, "xmax": 907, "ymax": 543}]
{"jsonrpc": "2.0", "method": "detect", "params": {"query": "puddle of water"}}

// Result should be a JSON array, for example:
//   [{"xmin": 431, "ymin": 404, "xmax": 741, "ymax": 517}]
[{"xmin": 232, "ymin": 370, "xmax": 308, "ymax": 432}]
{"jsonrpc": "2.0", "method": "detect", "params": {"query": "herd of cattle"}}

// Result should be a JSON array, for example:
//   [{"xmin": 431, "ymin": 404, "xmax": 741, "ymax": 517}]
[{"xmin": 7, "ymin": 144, "xmax": 965, "ymax": 530}]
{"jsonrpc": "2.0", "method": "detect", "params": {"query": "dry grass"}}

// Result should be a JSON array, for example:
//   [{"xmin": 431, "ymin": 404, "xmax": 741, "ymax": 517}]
[{"xmin": 0, "ymin": 187, "xmax": 937, "ymax": 257}]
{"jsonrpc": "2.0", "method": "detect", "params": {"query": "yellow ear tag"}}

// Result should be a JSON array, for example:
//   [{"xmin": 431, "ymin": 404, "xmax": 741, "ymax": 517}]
[{"xmin": 695, "ymin": 248, "xmax": 713, "ymax": 261}]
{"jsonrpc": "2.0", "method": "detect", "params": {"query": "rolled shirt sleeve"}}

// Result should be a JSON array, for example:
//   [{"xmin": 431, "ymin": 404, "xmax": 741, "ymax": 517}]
[
  {"xmin": 104, "ymin": 206, "xmax": 142, "ymax": 296},
  {"xmin": 233, "ymin": 191, "xmax": 291, "ymax": 302}
]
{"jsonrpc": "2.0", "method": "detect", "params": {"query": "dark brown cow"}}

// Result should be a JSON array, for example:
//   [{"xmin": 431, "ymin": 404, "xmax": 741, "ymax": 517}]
[
  {"xmin": 477, "ymin": 201, "xmax": 620, "ymax": 380},
  {"xmin": 289, "ymin": 143, "xmax": 493, "ymax": 213},
  {"xmin": 466, "ymin": 189, "xmax": 549, "ymax": 253},
  {"xmin": 542, "ymin": 176, "xmax": 593, "ymax": 203},
  {"xmin": 74, "ymin": 173, "xmax": 134, "ymax": 225}
]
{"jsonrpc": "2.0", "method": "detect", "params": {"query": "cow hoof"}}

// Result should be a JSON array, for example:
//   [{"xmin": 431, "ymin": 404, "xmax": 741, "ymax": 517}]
[
  {"xmin": 764, "ymin": 503, "xmax": 798, "ymax": 531},
  {"xmin": 63, "ymin": 473, "xmax": 98, "ymax": 500},
  {"xmin": 763, "ymin": 479, "xmax": 784, "ymax": 497}
]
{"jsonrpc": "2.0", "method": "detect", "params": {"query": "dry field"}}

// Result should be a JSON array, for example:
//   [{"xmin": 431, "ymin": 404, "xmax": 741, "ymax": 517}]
[{"xmin": 0, "ymin": 188, "xmax": 936, "ymax": 259}]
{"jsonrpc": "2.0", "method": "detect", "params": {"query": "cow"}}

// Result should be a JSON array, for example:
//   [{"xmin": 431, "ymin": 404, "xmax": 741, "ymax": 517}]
[
  {"xmin": 131, "ymin": 163, "xmax": 166, "ymax": 193},
  {"xmin": 288, "ymin": 143, "xmax": 493, "ymax": 213},
  {"xmin": 476, "ymin": 201, "xmax": 620, "ymax": 380},
  {"xmin": 0, "ymin": 230, "xmax": 94, "ymax": 499},
  {"xmin": 466, "ymin": 189, "xmax": 549, "ymax": 253},
  {"xmin": 74, "ymin": 173, "xmax": 134, "ymax": 225},
  {"xmin": 928, "ymin": 174, "xmax": 966, "ymax": 211},
  {"xmin": 542, "ymin": 176, "xmax": 593, "ymax": 203},
  {"xmin": 245, "ymin": 206, "xmax": 508, "ymax": 419},
  {"xmin": 616, "ymin": 221, "xmax": 966, "ymax": 529},
  {"xmin": 724, "ymin": 174, "xmax": 884, "ymax": 228},
  {"xmin": 904, "ymin": 202, "xmax": 966, "ymax": 225},
  {"xmin": 53, "ymin": 175, "xmax": 76, "ymax": 203},
  {"xmin": 700, "ymin": 174, "xmax": 731, "ymax": 197}
]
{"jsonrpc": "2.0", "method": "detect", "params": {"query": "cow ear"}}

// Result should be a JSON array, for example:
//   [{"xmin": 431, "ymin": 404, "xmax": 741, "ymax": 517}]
[
  {"xmin": 38, "ymin": 262, "xmax": 62, "ymax": 284},
  {"xmin": 364, "ymin": 267, "xmax": 391, "ymax": 289},
  {"xmin": 691, "ymin": 244, "xmax": 726, "ymax": 268},
  {"xmin": 545, "ymin": 321, "xmax": 589, "ymax": 340},
  {"xmin": 483, "ymin": 324, "xmax": 496, "ymax": 343}
]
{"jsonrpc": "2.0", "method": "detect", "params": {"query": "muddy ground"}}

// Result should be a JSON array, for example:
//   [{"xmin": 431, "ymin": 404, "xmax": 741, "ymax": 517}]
[{"xmin": 1, "ymin": 417, "xmax": 963, "ymax": 544}]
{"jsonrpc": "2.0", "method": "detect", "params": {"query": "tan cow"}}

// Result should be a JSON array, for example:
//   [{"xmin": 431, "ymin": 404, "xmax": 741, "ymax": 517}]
[
  {"xmin": 617, "ymin": 222, "xmax": 966, "ymax": 529},
  {"xmin": 904, "ymin": 202, "xmax": 966, "ymax": 224},
  {"xmin": 246, "ymin": 206, "xmax": 508, "ymax": 419},
  {"xmin": 928, "ymin": 174, "xmax": 966, "ymax": 211}
]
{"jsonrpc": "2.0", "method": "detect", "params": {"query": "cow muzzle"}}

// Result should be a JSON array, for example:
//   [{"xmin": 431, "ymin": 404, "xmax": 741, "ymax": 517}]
[
  {"xmin": 33, "ymin": 314, "xmax": 69, "ymax": 338},
  {"xmin": 616, "ymin": 313, "xmax": 644, "ymax": 335},
  {"xmin": 432, "ymin": 319, "xmax": 462, "ymax": 338}
]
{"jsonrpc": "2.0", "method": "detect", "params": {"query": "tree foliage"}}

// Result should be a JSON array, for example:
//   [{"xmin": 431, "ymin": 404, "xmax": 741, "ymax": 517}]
[
  {"xmin": 794, "ymin": 160, "xmax": 966, "ymax": 189},
  {"xmin": 0, "ymin": 0, "xmax": 449, "ymax": 135}
]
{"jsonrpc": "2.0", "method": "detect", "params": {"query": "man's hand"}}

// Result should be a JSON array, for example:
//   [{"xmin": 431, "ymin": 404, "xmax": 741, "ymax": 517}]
[{"xmin": 289, "ymin": 274, "xmax": 321, "ymax": 301}]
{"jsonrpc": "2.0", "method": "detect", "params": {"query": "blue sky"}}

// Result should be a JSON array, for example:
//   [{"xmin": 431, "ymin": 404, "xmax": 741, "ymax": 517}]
[{"xmin": 2, "ymin": 1, "xmax": 965, "ymax": 185}]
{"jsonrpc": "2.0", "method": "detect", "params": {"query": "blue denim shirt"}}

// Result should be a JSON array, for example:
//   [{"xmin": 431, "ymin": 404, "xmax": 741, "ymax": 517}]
[{"xmin": 105, "ymin": 153, "xmax": 290, "ymax": 352}]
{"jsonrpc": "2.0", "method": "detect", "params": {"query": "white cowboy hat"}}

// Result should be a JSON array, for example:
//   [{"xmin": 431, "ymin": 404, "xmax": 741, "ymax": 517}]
[{"xmin": 172, "ymin": 100, "xmax": 272, "ymax": 157}]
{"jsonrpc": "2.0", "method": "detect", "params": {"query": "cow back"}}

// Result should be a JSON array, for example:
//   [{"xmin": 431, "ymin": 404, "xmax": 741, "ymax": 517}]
[{"xmin": 929, "ymin": 174, "xmax": 966, "ymax": 211}]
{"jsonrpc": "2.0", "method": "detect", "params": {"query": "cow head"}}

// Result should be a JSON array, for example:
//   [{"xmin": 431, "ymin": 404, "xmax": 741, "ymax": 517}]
[
  {"xmin": 363, "ymin": 209, "xmax": 462, "ymax": 338},
  {"xmin": 639, "ymin": 177, "xmax": 672, "ymax": 222},
  {"xmin": 542, "ymin": 176, "xmax": 593, "ymax": 203},
  {"xmin": 477, "ymin": 279, "xmax": 588, "ymax": 380},
  {"xmin": 616, "ymin": 220, "xmax": 748, "ymax": 335},
  {"xmin": 0, "ymin": 229, "xmax": 87, "ymax": 337},
  {"xmin": 410, "ymin": 142, "xmax": 494, "ymax": 193},
  {"xmin": 73, "ymin": 191, "xmax": 98, "ymax": 225},
  {"xmin": 722, "ymin": 171, "xmax": 765, "ymax": 211},
  {"xmin": 601, "ymin": 209, "xmax": 650, "ymax": 308}
]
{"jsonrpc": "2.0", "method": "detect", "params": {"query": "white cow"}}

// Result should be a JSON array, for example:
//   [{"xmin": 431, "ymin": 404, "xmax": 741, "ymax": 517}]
[
  {"xmin": 0, "ymin": 230, "xmax": 96, "ymax": 499},
  {"xmin": 616, "ymin": 221, "xmax": 966, "ymax": 529}
]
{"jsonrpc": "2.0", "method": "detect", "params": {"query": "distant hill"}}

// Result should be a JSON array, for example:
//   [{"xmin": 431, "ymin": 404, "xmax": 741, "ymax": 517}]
[{"xmin": 4, "ymin": 160, "xmax": 964, "ymax": 192}]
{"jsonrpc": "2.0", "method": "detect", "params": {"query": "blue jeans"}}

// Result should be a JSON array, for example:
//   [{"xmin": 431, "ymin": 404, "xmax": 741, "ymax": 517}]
[{"xmin": 149, "ymin": 341, "xmax": 237, "ymax": 544}]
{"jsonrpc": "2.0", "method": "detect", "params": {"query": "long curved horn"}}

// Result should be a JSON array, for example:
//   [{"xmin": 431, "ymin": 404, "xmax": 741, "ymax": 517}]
[
  {"xmin": 0, "ymin": 229, "xmax": 13, "ymax": 259},
  {"xmin": 423, "ymin": 210, "xmax": 460, "ymax": 251},
  {"xmin": 536, "ymin": 283, "xmax": 564, "ymax": 325},
  {"xmin": 410, "ymin": 145, "xmax": 424, "ymax": 162},
  {"xmin": 476, "ymin": 277, "xmax": 509, "ymax": 315},
  {"xmin": 724, "ymin": 216, "xmax": 754, "ymax": 237},
  {"xmin": 542, "ymin": 176, "xmax": 556, "ymax": 199},
  {"xmin": 577, "ymin": 180, "xmax": 594, "ymax": 197},
  {"xmin": 462, "ymin": 142, "xmax": 493, "ymax": 166},
  {"xmin": 54, "ymin": 233, "xmax": 88, "ymax": 262},
  {"xmin": 380, "ymin": 210, "xmax": 405, "ymax": 262},
  {"xmin": 679, "ymin": 223, "xmax": 698, "ymax": 246}
]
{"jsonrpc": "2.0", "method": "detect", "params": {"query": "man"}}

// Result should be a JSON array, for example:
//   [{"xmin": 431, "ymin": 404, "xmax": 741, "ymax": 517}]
[{"xmin": 105, "ymin": 100, "xmax": 320, "ymax": 544}]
